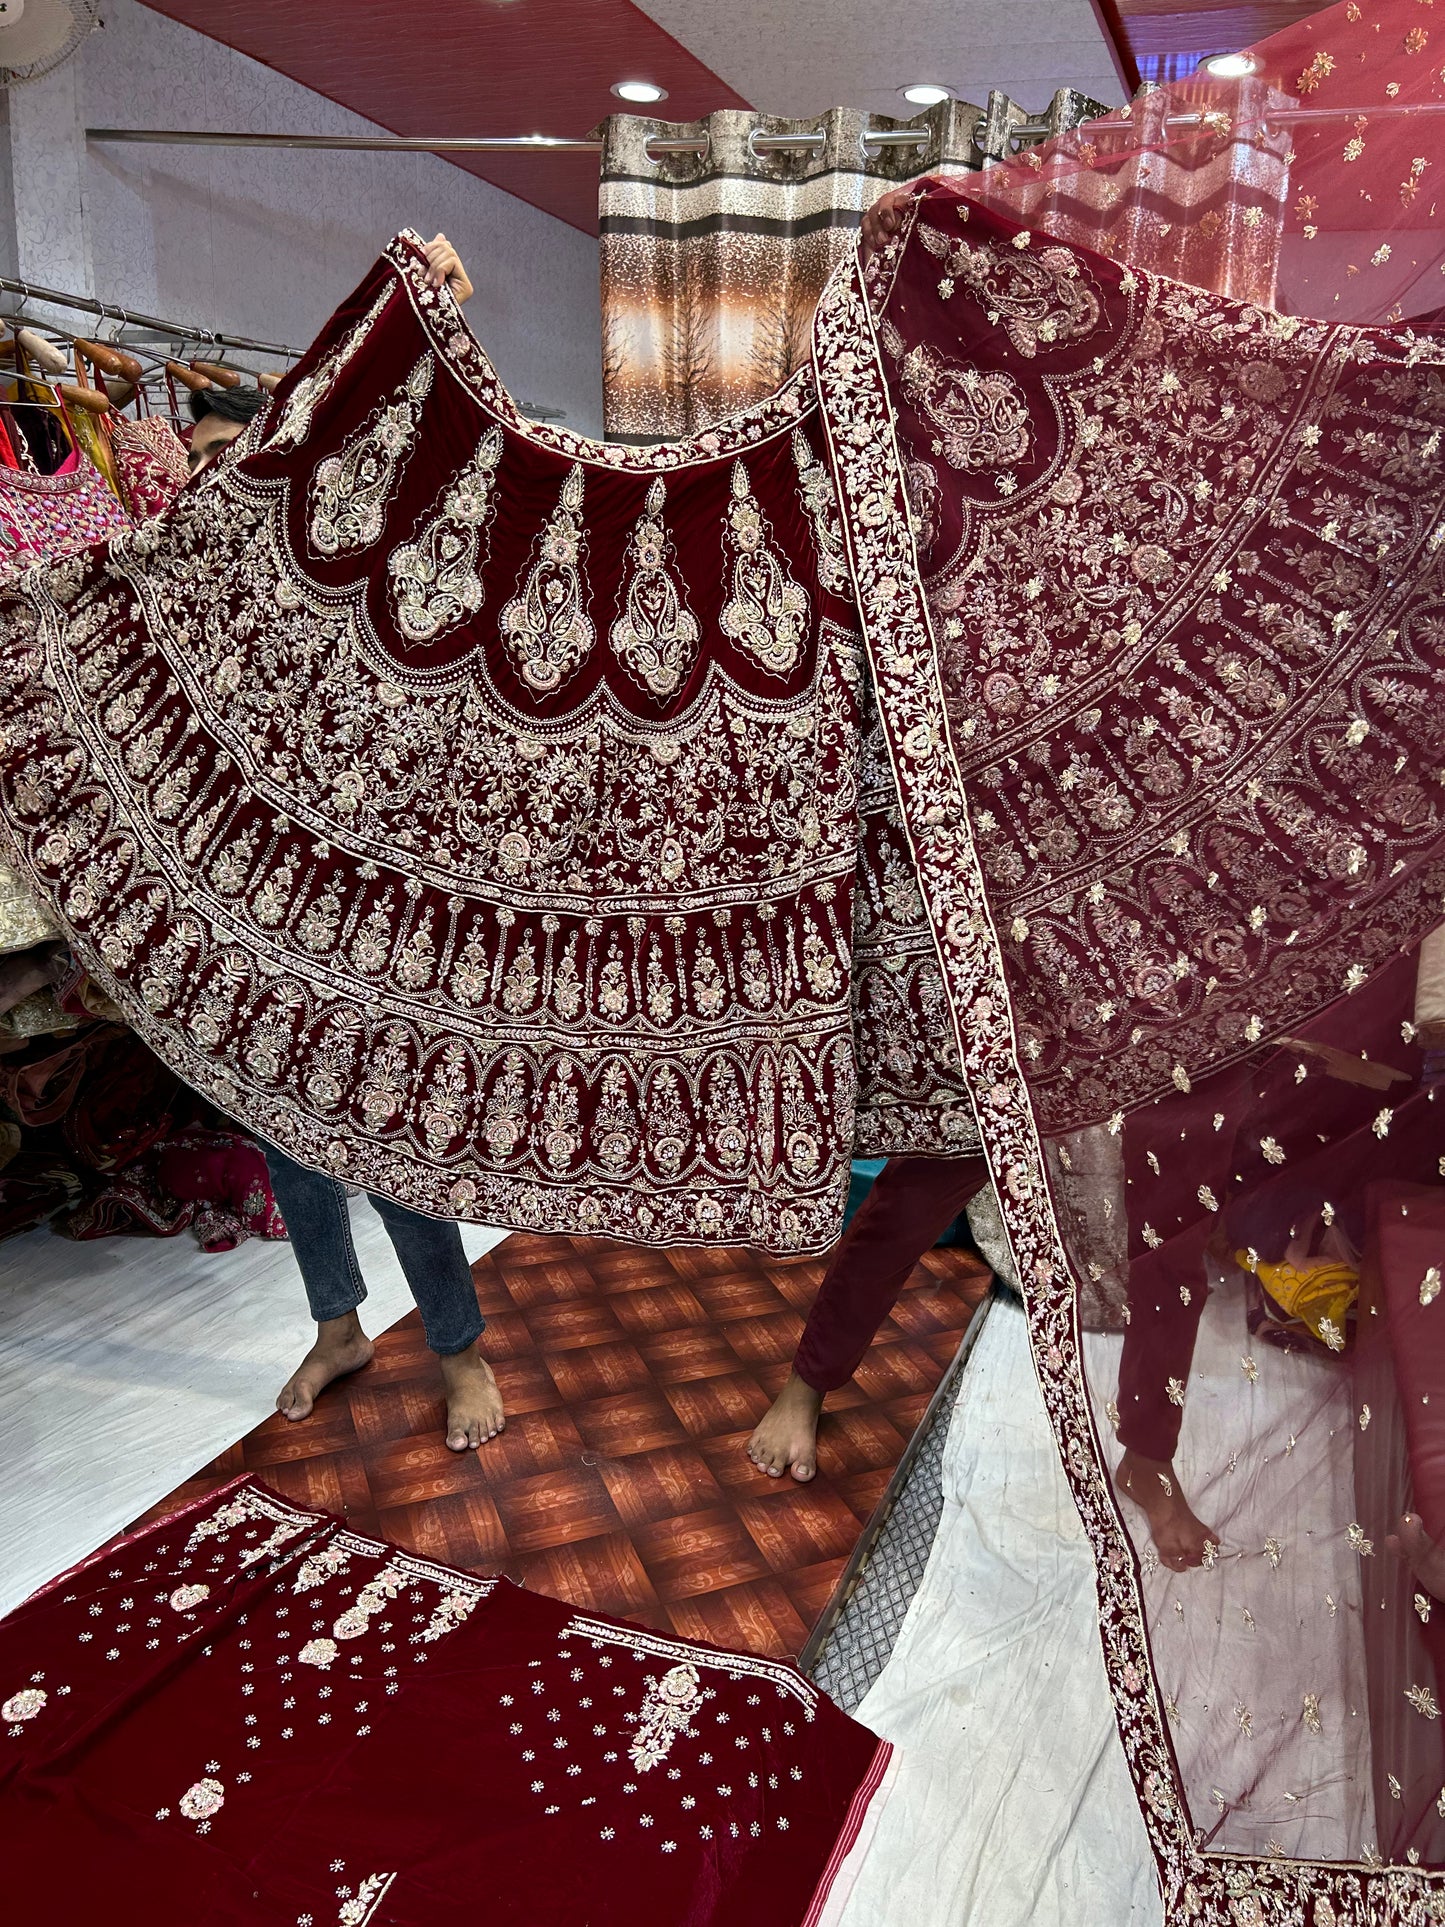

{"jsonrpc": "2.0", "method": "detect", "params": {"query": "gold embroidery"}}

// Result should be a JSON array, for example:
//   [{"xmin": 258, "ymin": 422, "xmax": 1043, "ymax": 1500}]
[
  {"xmin": 608, "ymin": 478, "xmax": 700, "ymax": 697},
  {"xmin": 792, "ymin": 430, "xmax": 850, "ymax": 597},
  {"xmin": 718, "ymin": 460, "xmax": 811, "ymax": 677},
  {"xmin": 2, "ymin": 1687, "xmax": 47, "ymax": 1723},
  {"xmin": 388, "ymin": 426, "xmax": 503, "ymax": 643},
  {"xmin": 267, "ymin": 287, "xmax": 394, "ymax": 452},
  {"xmin": 501, "ymin": 463, "xmax": 595, "ymax": 693},
  {"xmin": 919, "ymin": 226, "xmax": 1100, "ymax": 357},
  {"xmin": 882, "ymin": 326, "xmax": 1032, "ymax": 472},
  {"xmin": 629, "ymin": 1662, "xmax": 703, "ymax": 1773},
  {"xmin": 309, "ymin": 353, "xmax": 434, "ymax": 556}
]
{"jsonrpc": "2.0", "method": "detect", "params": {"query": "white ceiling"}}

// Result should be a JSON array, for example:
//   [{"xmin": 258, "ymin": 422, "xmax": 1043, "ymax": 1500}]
[{"xmin": 631, "ymin": 0, "xmax": 1128, "ymax": 123}]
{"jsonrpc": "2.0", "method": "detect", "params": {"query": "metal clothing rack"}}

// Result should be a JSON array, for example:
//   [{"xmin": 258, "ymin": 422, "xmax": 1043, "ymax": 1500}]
[{"xmin": 0, "ymin": 276, "xmax": 302, "ymax": 362}]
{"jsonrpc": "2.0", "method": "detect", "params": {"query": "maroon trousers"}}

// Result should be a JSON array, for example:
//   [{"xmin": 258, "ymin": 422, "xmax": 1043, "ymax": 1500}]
[{"xmin": 793, "ymin": 1153, "xmax": 990, "ymax": 1393}]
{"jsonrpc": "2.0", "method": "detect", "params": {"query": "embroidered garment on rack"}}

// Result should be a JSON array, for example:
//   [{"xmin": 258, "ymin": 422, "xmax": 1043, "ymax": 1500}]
[
  {"xmin": 0, "ymin": 235, "xmax": 970, "ymax": 1255},
  {"xmin": 0, "ymin": 1477, "xmax": 890, "ymax": 1925}
]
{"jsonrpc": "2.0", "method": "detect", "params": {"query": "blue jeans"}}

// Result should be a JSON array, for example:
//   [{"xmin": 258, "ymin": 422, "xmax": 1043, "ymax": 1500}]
[{"xmin": 263, "ymin": 1147, "xmax": 484, "ymax": 1358}]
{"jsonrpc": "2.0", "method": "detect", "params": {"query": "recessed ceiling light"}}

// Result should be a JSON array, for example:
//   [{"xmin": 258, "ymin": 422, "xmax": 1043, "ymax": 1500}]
[
  {"xmin": 901, "ymin": 82, "xmax": 952, "ymax": 107},
  {"xmin": 612, "ymin": 80, "xmax": 668, "ymax": 104},
  {"xmin": 1199, "ymin": 51, "xmax": 1258, "ymax": 78}
]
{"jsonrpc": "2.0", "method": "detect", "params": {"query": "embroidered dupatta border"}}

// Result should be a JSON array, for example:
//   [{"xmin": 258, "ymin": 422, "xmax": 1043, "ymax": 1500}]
[{"xmin": 810, "ymin": 239, "xmax": 1441, "ymax": 1922}]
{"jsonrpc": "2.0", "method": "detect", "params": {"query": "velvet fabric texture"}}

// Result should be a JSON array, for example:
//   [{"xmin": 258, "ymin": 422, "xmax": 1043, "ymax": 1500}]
[{"xmin": 0, "ymin": 1478, "xmax": 889, "ymax": 1925}]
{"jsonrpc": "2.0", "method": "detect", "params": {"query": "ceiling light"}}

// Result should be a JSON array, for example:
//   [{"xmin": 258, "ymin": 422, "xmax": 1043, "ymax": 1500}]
[
  {"xmin": 1199, "ymin": 52, "xmax": 1258, "ymax": 78},
  {"xmin": 901, "ymin": 83, "xmax": 952, "ymax": 107},
  {"xmin": 612, "ymin": 80, "xmax": 668, "ymax": 104}
]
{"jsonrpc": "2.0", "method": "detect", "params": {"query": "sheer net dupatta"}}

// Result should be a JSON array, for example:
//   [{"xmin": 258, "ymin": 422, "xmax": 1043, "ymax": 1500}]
[{"xmin": 812, "ymin": 0, "xmax": 1445, "ymax": 1910}]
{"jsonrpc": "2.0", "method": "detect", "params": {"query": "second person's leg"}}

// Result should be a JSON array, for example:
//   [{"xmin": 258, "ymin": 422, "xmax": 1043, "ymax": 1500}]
[{"xmin": 749, "ymin": 1152, "xmax": 990, "ymax": 1482}]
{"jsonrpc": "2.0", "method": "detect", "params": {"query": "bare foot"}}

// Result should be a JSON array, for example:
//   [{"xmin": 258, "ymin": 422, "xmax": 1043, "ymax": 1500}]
[
  {"xmin": 437, "ymin": 1346, "xmax": 506, "ymax": 1452},
  {"xmin": 1116, "ymin": 1449, "xmax": 1218, "ymax": 1572},
  {"xmin": 747, "ymin": 1371, "xmax": 823, "ymax": 1482},
  {"xmin": 1387, "ymin": 1513, "xmax": 1445, "ymax": 1601},
  {"xmin": 276, "ymin": 1312, "xmax": 374, "ymax": 1421}
]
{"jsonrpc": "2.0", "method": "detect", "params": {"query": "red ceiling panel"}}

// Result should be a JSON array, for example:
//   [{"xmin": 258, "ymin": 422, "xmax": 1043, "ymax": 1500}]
[{"xmin": 139, "ymin": 0, "xmax": 749, "ymax": 233}]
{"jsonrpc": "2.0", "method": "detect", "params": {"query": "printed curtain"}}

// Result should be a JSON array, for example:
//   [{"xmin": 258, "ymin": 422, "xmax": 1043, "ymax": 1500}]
[{"xmin": 598, "ymin": 93, "xmax": 1104, "ymax": 445}]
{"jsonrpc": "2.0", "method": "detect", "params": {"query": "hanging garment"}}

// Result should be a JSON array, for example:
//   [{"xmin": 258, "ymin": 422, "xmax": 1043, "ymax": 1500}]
[
  {"xmin": 0, "ymin": 1477, "xmax": 890, "ymax": 1926},
  {"xmin": 0, "ymin": 236, "xmax": 965, "ymax": 1256},
  {"xmin": 111, "ymin": 413, "xmax": 191, "ymax": 520},
  {"xmin": 0, "ymin": 444, "xmax": 131, "ymax": 585}
]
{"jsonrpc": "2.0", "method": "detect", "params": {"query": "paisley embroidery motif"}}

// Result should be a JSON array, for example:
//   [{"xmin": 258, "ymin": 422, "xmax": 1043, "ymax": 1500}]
[
  {"xmin": 308, "ymin": 353, "xmax": 434, "ymax": 557},
  {"xmin": 883, "ymin": 328, "xmax": 1032, "ymax": 472},
  {"xmin": 922, "ymin": 227, "xmax": 1100, "ymax": 357},
  {"xmin": 387, "ymin": 426, "xmax": 503, "ymax": 643},
  {"xmin": 792, "ymin": 430, "xmax": 850, "ymax": 597},
  {"xmin": 266, "ymin": 286, "xmax": 394, "ymax": 452},
  {"xmin": 608, "ymin": 477, "xmax": 700, "ymax": 697},
  {"xmin": 501, "ymin": 463, "xmax": 595, "ymax": 693},
  {"xmin": 718, "ymin": 460, "xmax": 811, "ymax": 678}
]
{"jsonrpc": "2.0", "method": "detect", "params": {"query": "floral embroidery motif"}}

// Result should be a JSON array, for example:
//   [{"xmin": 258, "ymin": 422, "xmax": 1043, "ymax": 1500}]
[
  {"xmin": 387, "ymin": 426, "xmax": 503, "ymax": 643},
  {"xmin": 299, "ymin": 1638, "xmax": 340, "ymax": 1669},
  {"xmin": 629, "ymin": 1663, "xmax": 703, "ymax": 1773},
  {"xmin": 419, "ymin": 1588, "xmax": 481, "ymax": 1644},
  {"xmin": 920, "ymin": 226, "xmax": 1100, "ymax": 356},
  {"xmin": 500, "ymin": 462, "xmax": 595, "ymax": 693},
  {"xmin": 178, "ymin": 1776, "xmax": 225, "ymax": 1821},
  {"xmin": 2, "ymin": 1687, "xmax": 47, "ymax": 1722},
  {"xmin": 608, "ymin": 477, "xmax": 700, "ymax": 697},
  {"xmin": 266, "ymin": 286, "xmax": 394, "ymax": 453},
  {"xmin": 168, "ymin": 1584, "xmax": 210, "ymax": 1613},
  {"xmin": 882, "ymin": 329, "xmax": 1032, "ymax": 472},
  {"xmin": 718, "ymin": 460, "xmax": 811, "ymax": 677},
  {"xmin": 309, "ymin": 353, "xmax": 434, "ymax": 556},
  {"xmin": 792, "ymin": 430, "xmax": 850, "ymax": 597},
  {"xmin": 333, "ymin": 1563, "xmax": 408, "ymax": 1640},
  {"xmin": 294, "ymin": 1544, "xmax": 353, "ymax": 1594},
  {"xmin": 338, "ymin": 1873, "xmax": 396, "ymax": 1925}
]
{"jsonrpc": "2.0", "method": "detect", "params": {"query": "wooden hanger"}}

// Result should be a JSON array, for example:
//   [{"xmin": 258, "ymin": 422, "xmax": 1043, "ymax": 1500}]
[
  {"xmin": 60, "ymin": 382, "xmax": 111, "ymax": 416},
  {"xmin": 15, "ymin": 327, "xmax": 67, "ymax": 376},
  {"xmin": 191, "ymin": 359, "xmax": 241, "ymax": 389},
  {"xmin": 166, "ymin": 360, "xmax": 212, "ymax": 394},
  {"xmin": 75, "ymin": 337, "xmax": 143, "ymax": 384},
  {"xmin": 256, "ymin": 371, "xmax": 284, "ymax": 394}
]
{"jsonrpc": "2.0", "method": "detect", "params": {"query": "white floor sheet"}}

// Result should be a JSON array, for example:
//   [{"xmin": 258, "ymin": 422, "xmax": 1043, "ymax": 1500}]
[
  {"xmin": 0, "ymin": 1204, "xmax": 505, "ymax": 1614},
  {"xmin": 831, "ymin": 1295, "xmax": 1160, "ymax": 1927}
]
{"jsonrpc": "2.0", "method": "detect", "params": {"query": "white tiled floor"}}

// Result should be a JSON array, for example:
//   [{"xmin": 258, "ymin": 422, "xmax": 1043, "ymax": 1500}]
[{"xmin": 0, "ymin": 1205, "xmax": 506, "ymax": 1614}]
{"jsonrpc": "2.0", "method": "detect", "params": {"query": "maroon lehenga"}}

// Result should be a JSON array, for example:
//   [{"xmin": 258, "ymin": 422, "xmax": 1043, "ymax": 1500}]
[{"xmin": 0, "ymin": 0, "xmax": 1443, "ymax": 1913}]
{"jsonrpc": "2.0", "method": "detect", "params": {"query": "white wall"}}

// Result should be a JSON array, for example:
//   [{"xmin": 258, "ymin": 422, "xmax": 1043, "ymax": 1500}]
[{"xmin": 8, "ymin": 0, "xmax": 603, "ymax": 429}]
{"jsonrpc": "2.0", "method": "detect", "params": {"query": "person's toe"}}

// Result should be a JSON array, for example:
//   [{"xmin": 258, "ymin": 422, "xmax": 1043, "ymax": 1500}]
[{"xmin": 791, "ymin": 1457, "xmax": 816, "ymax": 1483}]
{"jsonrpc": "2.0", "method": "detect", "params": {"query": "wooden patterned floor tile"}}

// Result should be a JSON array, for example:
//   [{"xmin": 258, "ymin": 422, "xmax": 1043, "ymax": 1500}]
[
  {"xmin": 595, "ymin": 1445, "xmax": 726, "ymax": 1530},
  {"xmin": 544, "ymin": 1338, "xmax": 653, "ymax": 1403},
  {"xmin": 138, "ymin": 1228, "xmax": 985, "ymax": 1662},
  {"xmin": 662, "ymin": 1370, "xmax": 773, "ymax": 1439},
  {"xmin": 491, "ymin": 1464, "xmax": 622, "ymax": 1555},
  {"xmin": 664, "ymin": 1575, "xmax": 811, "ymax": 1656},
  {"xmin": 630, "ymin": 1507, "xmax": 774, "ymax": 1601},
  {"xmin": 569, "ymin": 1387, "xmax": 692, "ymax": 1460},
  {"xmin": 735, "ymin": 1484, "xmax": 866, "ymax": 1572}
]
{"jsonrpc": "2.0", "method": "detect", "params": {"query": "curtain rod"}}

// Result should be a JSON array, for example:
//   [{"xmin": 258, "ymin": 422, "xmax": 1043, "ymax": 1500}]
[
  {"xmin": 86, "ymin": 126, "xmax": 981, "ymax": 156},
  {"xmin": 0, "ymin": 276, "xmax": 301, "ymax": 358},
  {"xmin": 87, "ymin": 100, "xmax": 1445, "ymax": 161}
]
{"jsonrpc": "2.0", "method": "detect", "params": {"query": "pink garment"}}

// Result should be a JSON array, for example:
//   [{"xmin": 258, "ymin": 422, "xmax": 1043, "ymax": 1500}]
[{"xmin": 0, "ymin": 445, "xmax": 131, "ymax": 583}]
